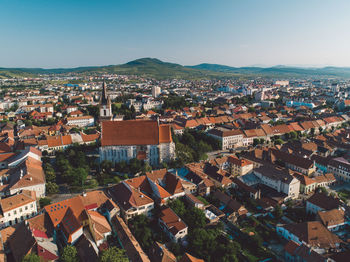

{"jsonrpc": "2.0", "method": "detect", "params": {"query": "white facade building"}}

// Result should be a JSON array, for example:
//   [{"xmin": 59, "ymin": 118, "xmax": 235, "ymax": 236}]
[
  {"xmin": 152, "ymin": 86, "xmax": 161, "ymax": 98},
  {"xmin": 207, "ymin": 128, "xmax": 244, "ymax": 150},
  {"xmin": 0, "ymin": 191, "xmax": 37, "ymax": 228},
  {"xmin": 66, "ymin": 116, "xmax": 95, "ymax": 127}
]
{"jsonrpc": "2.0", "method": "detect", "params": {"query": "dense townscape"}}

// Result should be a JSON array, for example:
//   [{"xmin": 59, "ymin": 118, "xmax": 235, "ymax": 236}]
[{"xmin": 0, "ymin": 69, "xmax": 350, "ymax": 262}]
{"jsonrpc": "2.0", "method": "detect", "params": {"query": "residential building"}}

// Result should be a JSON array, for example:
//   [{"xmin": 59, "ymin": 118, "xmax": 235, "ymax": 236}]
[
  {"xmin": 228, "ymin": 156, "xmax": 253, "ymax": 176},
  {"xmin": 66, "ymin": 115, "xmax": 94, "ymax": 127},
  {"xmin": 306, "ymin": 192, "xmax": 342, "ymax": 214},
  {"xmin": 207, "ymin": 128, "xmax": 243, "ymax": 150},
  {"xmin": 317, "ymin": 208, "xmax": 348, "ymax": 232},
  {"xmin": 253, "ymin": 166, "xmax": 300, "ymax": 199},
  {"xmin": 152, "ymin": 86, "xmax": 161, "ymax": 98},
  {"xmin": 0, "ymin": 191, "xmax": 37, "ymax": 228},
  {"xmin": 328, "ymin": 157, "xmax": 350, "ymax": 182},
  {"xmin": 159, "ymin": 207, "xmax": 188, "ymax": 243},
  {"xmin": 276, "ymin": 221, "xmax": 342, "ymax": 254},
  {"xmin": 109, "ymin": 182, "xmax": 154, "ymax": 220}
]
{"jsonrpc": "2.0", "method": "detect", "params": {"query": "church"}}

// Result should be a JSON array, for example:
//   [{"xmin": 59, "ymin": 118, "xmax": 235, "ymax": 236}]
[{"xmin": 99, "ymin": 82, "xmax": 175, "ymax": 166}]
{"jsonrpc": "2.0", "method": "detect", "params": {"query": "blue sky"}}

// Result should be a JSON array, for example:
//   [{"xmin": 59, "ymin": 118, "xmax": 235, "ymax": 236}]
[{"xmin": 1, "ymin": 0, "xmax": 350, "ymax": 68}]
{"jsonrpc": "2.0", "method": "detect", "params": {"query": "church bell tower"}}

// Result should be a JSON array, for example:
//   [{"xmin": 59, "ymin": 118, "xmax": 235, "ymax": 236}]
[{"xmin": 99, "ymin": 81, "xmax": 112, "ymax": 122}]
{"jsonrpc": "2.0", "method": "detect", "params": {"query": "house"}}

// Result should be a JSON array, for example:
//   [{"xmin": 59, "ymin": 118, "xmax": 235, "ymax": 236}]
[
  {"xmin": 112, "ymin": 171, "xmax": 185, "ymax": 207},
  {"xmin": 145, "ymin": 169, "xmax": 186, "ymax": 202},
  {"xmin": 201, "ymin": 164, "xmax": 231, "ymax": 188},
  {"xmin": 100, "ymin": 120, "xmax": 175, "ymax": 166},
  {"xmin": 228, "ymin": 156, "xmax": 253, "ymax": 176},
  {"xmin": 284, "ymin": 240, "xmax": 327, "ymax": 262},
  {"xmin": 6, "ymin": 213, "xmax": 58, "ymax": 262},
  {"xmin": 306, "ymin": 192, "xmax": 342, "ymax": 214},
  {"xmin": 0, "ymin": 153, "xmax": 16, "ymax": 169},
  {"xmin": 212, "ymin": 191, "xmax": 248, "ymax": 222},
  {"xmin": 314, "ymin": 173, "xmax": 336, "ymax": 188},
  {"xmin": 253, "ymin": 166, "xmax": 300, "ymax": 199},
  {"xmin": 66, "ymin": 105, "xmax": 78, "ymax": 114},
  {"xmin": 159, "ymin": 207, "xmax": 188, "ymax": 243},
  {"xmin": 87, "ymin": 210, "xmax": 112, "ymax": 247},
  {"xmin": 0, "ymin": 190, "xmax": 37, "ymax": 228},
  {"xmin": 109, "ymin": 182, "xmax": 154, "ymax": 220},
  {"xmin": 292, "ymin": 173, "xmax": 317, "ymax": 194},
  {"xmin": 207, "ymin": 128, "xmax": 243, "ymax": 150},
  {"xmin": 185, "ymin": 194, "xmax": 205, "ymax": 210},
  {"xmin": 66, "ymin": 115, "xmax": 95, "ymax": 127},
  {"xmin": 4, "ymin": 149, "xmax": 46, "ymax": 198},
  {"xmin": 277, "ymin": 221, "xmax": 343, "ymax": 254},
  {"xmin": 328, "ymin": 157, "xmax": 350, "ymax": 182},
  {"xmin": 232, "ymin": 177, "xmax": 261, "ymax": 199},
  {"xmin": 44, "ymin": 191, "xmax": 116, "ymax": 246},
  {"xmin": 184, "ymin": 169, "xmax": 214, "ymax": 196},
  {"xmin": 317, "ymin": 208, "xmax": 348, "ymax": 232},
  {"xmin": 269, "ymin": 148, "xmax": 316, "ymax": 176},
  {"xmin": 38, "ymin": 104, "xmax": 54, "ymax": 113}
]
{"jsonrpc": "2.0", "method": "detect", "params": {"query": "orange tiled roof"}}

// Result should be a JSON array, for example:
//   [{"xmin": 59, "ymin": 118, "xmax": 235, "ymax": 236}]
[
  {"xmin": 101, "ymin": 120, "xmax": 172, "ymax": 146},
  {"xmin": 0, "ymin": 191, "xmax": 36, "ymax": 212}
]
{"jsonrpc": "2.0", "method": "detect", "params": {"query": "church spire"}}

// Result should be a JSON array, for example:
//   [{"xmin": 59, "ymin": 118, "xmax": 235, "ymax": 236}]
[
  {"xmin": 99, "ymin": 80, "xmax": 112, "ymax": 121},
  {"xmin": 101, "ymin": 81, "xmax": 109, "ymax": 105}
]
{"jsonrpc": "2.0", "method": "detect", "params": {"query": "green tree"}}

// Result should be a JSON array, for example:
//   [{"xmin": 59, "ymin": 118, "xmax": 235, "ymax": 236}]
[
  {"xmin": 70, "ymin": 167, "xmax": 88, "ymax": 186},
  {"xmin": 24, "ymin": 119, "xmax": 33, "ymax": 127},
  {"xmin": 39, "ymin": 197, "xmax": 51, "ymax": 208},
  {"xmin": 101, "ymin": 160, "xmax": 113, "ymax": 174},
  {"xmin": 273, "ymin": 204, "xmax": 283, "ymax": 219},
  {"xmin": 184, "ymin": 207, "xmax": 206, "ymax": 229},
  {"xmin": 22, "ymin": 253, "xmax": 41, "ymax": 262},
  {"xmin": 44, "ymin": 163, "xmax": 56, "ymax": 183},
  {"xmin": 46, "ymin": 182, "xmax": 59, "ymax": 194},
  {"xmin": 168, "ymin": 199, "xmax": 186, "ymax": 217},
  {"xmin": 274, "ymin": 138, "xmax": 284, "ymax": 145},
  {"xmin": 128, "ymin": 215, "xmax": 153, "ymax": 251},
  {"xmin": 289, "ymin": 131, "xmax": 297, "ymax": 139},
  {"xmin": 253, "ymin": 138, "xmax": 260, "ymax": 146},
  {"xmin": 61, "ymin": 246, "xmax": 78, "ymax": 262},
  {"xmin": 100, "ymin": 247, "xmax": 128, "ymax": 262}
]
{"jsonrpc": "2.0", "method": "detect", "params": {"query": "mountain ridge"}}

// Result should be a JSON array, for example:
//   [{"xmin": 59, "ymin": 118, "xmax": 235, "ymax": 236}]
[{"xmin": 1, "ymin": 58, "xmax": 350, "ymax": 79}]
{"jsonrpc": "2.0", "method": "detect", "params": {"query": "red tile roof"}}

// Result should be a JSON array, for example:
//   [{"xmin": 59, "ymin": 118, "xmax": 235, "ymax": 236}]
[{"xmin": 101, "ymin": 120, "xmax": 172, "ymax": 146}]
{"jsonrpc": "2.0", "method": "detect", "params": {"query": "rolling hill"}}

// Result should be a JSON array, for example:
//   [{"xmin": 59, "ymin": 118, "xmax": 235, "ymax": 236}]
[
  {"xmin": 187, "ymin": 63, "xmax": 350, "ymax": 78},
  {"xmin": 2, "ymin": 58, "xmax": 350, "ymax": 79}
]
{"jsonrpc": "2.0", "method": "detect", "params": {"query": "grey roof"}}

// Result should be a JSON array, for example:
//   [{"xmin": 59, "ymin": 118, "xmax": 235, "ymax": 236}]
[{"xmin": 254, "ymin": 165, "xmax": 294, "ymax": 184}]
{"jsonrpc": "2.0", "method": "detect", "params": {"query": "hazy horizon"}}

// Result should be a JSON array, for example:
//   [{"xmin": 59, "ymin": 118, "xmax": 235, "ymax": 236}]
[
  {"xmin": 1, "ymin": 0, "xmax": 350, "ymax": 68},
  {"xmin": 1, "ymin": 58, "xmax": 349, "ymax": 70}
]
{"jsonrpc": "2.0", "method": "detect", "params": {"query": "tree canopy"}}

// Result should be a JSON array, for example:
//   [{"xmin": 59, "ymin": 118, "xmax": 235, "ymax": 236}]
[
  {"xmin": 100, "ymin": 247, "xmax": 128, "ymax": 262},
  {"xmin": 61, "ymin": 246, "xmax": 78, "ymax": 262}
]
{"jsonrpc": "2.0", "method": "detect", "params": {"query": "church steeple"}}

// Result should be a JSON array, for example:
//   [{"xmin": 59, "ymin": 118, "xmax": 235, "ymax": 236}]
[
  {"xmin": 99, "ymin": 81, "xmax": 112, "ymax": 122},
  {"xmin": 100, "ymin": 81, "xmax": 110, "ymax": 105}
]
